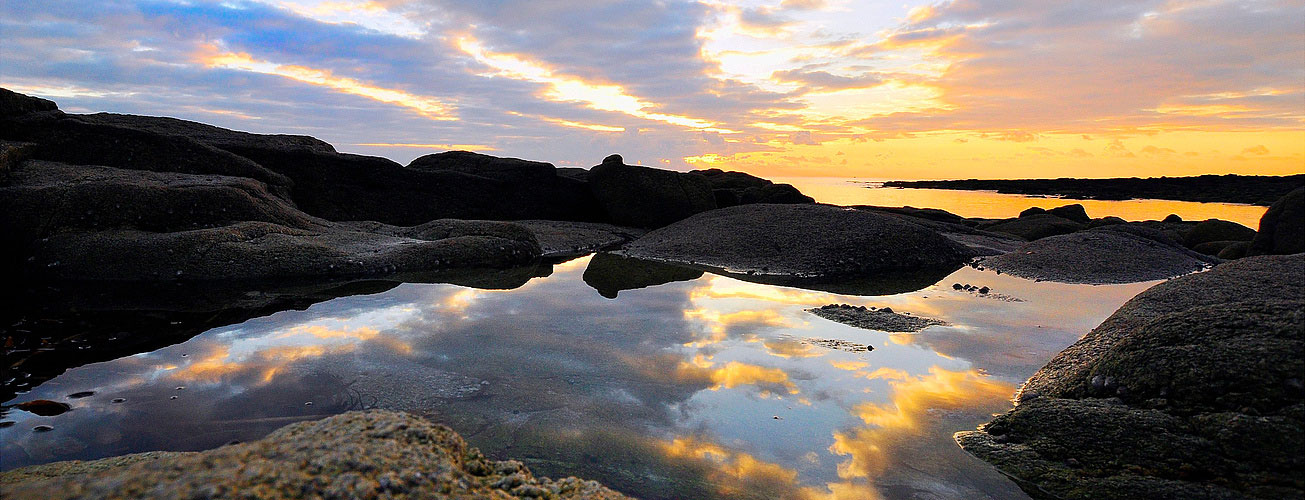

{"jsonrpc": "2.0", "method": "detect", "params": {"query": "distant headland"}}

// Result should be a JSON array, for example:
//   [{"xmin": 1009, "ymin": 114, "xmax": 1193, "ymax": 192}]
[{"xmin": 883, "ymin": 174, "xmax": 1305, "ymax": 206}]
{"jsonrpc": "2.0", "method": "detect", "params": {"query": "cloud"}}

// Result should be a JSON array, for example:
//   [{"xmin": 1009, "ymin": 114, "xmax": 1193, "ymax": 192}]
[{"xmin": 1242, "ymin": 145, "xmax": 1270, "ymax": 155}]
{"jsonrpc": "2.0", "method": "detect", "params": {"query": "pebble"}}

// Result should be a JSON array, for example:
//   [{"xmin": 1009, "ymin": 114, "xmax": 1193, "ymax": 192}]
[{"xmin": 33, "ymin": 425, "xmax": 54, "ymax": 432}]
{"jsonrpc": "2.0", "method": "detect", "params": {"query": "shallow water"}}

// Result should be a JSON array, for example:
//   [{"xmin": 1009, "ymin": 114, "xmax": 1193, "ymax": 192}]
[
  {"xmin": 775, "ymin": 176, "xmax": 1268, "ymax": 227},
  {"xmin": 0, "ymin": 255, "xmax": 1157, "ymax": 499}
]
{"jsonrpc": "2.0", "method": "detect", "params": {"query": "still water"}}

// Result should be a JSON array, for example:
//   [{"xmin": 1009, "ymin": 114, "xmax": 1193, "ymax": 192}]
[
  {"xmin": 1, "ymin": 254, "xmax": 1156, "ymax": 499},
  {"xmin": 775, "ymin": 177, "xmax": 1268, "ymax": 228}
]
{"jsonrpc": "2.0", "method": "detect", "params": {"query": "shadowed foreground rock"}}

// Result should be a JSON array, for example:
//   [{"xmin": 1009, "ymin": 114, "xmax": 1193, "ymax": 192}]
[
  {"xmin": 957, "ymin": 255, "xmax": 1305, "ymax": 500},
  {"xmin": 623, "ymin": 203, "xmax": 975, "ymax": 278},
  {"xmin": 1, "ymin": 410, "xmax": 632, "ymax": 499},
  {"xmin": 587, "ymin": 154, "xmax": 717, "ymax": 228},
  {"xmin": 1249, "ymin": 187, "xmax": 1304, "ymax": 256}
]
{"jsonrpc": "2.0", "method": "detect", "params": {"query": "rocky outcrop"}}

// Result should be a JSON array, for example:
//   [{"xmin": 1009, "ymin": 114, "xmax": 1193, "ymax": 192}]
[
  {"xmin": 0, "ymin": 410, "xmax": 631, "ymax": 499},
  {"xmin": 978, "ymin": 229, "xmax": 1212, "ymax": 284},
  {"xmin": 807, "ymin": 304, "xmax": 946, "ymax": 332},
  {"xmin": 957, "ymin": 254, "xmax": 1305, "ymax": 500},
  {"xmin": 1249, "ymin": 187, "xmax": 1304, "ymax": 256},
  {"xmin": 622, "ymin": 203, "xmax": 975, "ymax": 278},
  {"xmin": 2, "ymin": 160, "xmax": 541, "ymax": 282},
  {"xmin": 981, "ymin": 213, "xmax": 1085, "ymax": 241},
  {"xmin": 588, "ymin": 154, "xmax": 717, "ymax": 228},
  {"xmin": 690, "ymin": 168, "xmax": 814, "ymax": 207},
  {"xmin": 1183, "ymin": 219, "xmax": 1256, "ymax": 249}
]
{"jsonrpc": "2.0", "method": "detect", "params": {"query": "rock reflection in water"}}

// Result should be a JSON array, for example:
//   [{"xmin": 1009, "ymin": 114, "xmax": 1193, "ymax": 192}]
[{"xmin": 1, "ymin": 255, "xmax": 1154, "ymax": 500}]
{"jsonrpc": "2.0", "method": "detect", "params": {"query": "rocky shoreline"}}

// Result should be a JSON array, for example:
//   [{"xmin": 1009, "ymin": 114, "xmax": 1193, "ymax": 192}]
[{"xmin": 4, "ymin": 86, "xmax": 1303, "ymax": 499}]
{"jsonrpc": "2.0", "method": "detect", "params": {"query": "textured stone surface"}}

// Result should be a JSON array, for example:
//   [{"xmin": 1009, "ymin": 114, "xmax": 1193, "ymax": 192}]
[
  {"xmin": 622, "ymin": 203, "xmax": 974, "ymax": 278},
  {"xmin": 587, "ymin": 156, "xmax": 717, "ymax": 228},
  {"xmin": 957, "ymin": 255, "xmax": 1305, "ymax": 500},
  {"xmin": 807, "ymin": 304, "xmax": 946, "ymax": 332},
  {"xmin": 1249, "ymin": 187, "xmax": 1304, "ymax": 256},
  {"xmin": 979, "ymin": 229, "xmax": 1212, "ymax": 284},
  {"xmin": 1, "ymin": 410, "xmax": 633, "ymax": 499}
]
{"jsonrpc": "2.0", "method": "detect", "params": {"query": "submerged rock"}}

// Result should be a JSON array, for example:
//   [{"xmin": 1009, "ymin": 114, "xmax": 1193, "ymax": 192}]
[
  {"xmin": 0, "ymin": 410, "xmax": 631, "ymax": 499},
  {"xmin": 979, "ymin": 229, "xmax": 1212, "ymax": 284},
  {"xmin": 808, "ymin": 304, "xmax": 946, "ymax": 333},
  {"xmin": 622, "ymin": 203, "xmax": 975, "ymax": 278},
  {"xmin": 957, "ymin": 254, "xmax": 1305, "ymax": 500}
]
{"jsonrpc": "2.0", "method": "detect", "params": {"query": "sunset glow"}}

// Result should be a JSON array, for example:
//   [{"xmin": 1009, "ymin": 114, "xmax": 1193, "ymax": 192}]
[{"xmin": 3, "ymin": 0, "xmax": 1300, "ymax": 177}]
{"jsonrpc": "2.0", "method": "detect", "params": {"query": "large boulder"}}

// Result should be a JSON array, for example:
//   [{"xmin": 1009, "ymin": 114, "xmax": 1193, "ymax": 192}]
[
  {"xmin": 1, "ymin": 410, "xmax": 631, "ymax": 499},
  {"xmin": 1249, "ymin": 187, "xmax": 1304, "ymax": 256},
  {"xmin": 1047, "ymin": 203, "xmax": 1091, "ymax": 223},
  {"xmin": 979, "ymin": 228, "xmax": 1212, "ymax": 284},
  {"xmin": 622, "ymin": 203, "xmax": 975, "ymax": 277},
  {"xmin": 1183, "ymin": 219, "xmax": 1256, "ymax": 248},
  {"xmin": 981, "ymin": 213, "xmax": 1085, "ymax": 241},
  {"xmin": 409, "ymin": 150, "xmax": 555, "ymax": 181},
  {"xmin": 690, "ymin": 168, "xmax": 814, "ymax": 206},
  {"xmin": 588, "ymin": 154, "xmax": 717, "ymax": 228},
  {"xmin": 957, "ymin": 255, "xmax": 1305, "ymax": 500}
]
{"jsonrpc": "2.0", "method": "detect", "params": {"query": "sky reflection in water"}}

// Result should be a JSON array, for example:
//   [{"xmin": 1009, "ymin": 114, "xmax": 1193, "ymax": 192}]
[{"xmin": 1, "ymin": 256, "xmax": 1156, "ymax": 499}]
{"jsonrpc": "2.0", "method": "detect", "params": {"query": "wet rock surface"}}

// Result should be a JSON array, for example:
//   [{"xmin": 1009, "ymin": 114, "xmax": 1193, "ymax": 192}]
[
  {"xmin": 622, "ymin": 203, "xmax": 975, "ymax": 279},
  {"xmin": 0, "ymin": 410, "xmax": 632, "ymax": 499},
  {"xmin": 516, "ymin": 220, "xmax": 646, "ymax": 259},
  {"xmin": 979, "ymin": 229, "xmax": 1214, "ymax": 284},
  {"xmin": 807, "ymin": 304, "xmax": 947, "ymax": 333},
  {"xmin": 957, "ymin": 254, "xmax": 1305, "ymax": 500}
]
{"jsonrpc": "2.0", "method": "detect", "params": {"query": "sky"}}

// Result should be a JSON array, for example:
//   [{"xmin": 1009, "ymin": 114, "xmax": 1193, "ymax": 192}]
[{"xmin": 3, "ymin": 0, "xmax": 1302, "ymax": 179}]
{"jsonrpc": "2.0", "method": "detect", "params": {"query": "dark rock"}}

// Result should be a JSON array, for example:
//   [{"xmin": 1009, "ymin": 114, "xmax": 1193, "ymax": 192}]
[
  {"xmin": 1217, "ymin": 241, "xmax": 1250, "ymax": 260},
  {"xmin": 556, "ymin": 167, "xmax": 590, "ymax": 182},
  {"xmin": 602, "ymin": 153, "xmax": 623, "ymax": 165},
  {"xmin": 622, "ymin": 203, "xmax": 974, "ymax": 278},
  {"xmin": 408, "ymin": 150, "xmax": 555, "ymax": 182},
  {"xmin": 1163, "ymin": 214, "xmax": 1183, "ymax": 222},
  {"xmin": 1088, "ymin": 216, "xmax": 1127, "ymax": 228},
  {"xmin": 0, "ymin": 411, "xmax": 631, "ymax": 499},
  {"xmin": 713, "ymin": 188, "xmax": 741, "ymax": 207},
  {"xmin": 513, "ymin": 220, "xmax": 645, "ymax": 259},
  {"xmin": 16, "ymin": 400, "xmax": 71, "ymax": 416},
  {"xmin": 1019, "ymin": 207, "xmax": 1047, "ymax": 217},
  {"xmin": 1, "ymin": 88, "xmax": 58, "ymax": 118},
  {"xmin": 958, "ymin": 255, "xmax": 1305, "ymax": 500},
  {"xmin": 582, "ymin": 253, "xmax": 703, "ymax": 298},
  {"xmin": 67, "ymin": 392, "xmax": 94, "ymax": 399},
  {"xmin": 588, "ymin": 157, "xmax": 716, "ymax": 228},
  {"xmin": 1047, "ymin": 204, "xmax": 1091, "ymax": 223},
  {"xmin": 884, "ymin": 176, "xmax": 1305, "ymax": 206},
  {"xmin": 691, "ymin": 168, "xmax": 814, "ymax": 205},
  {"xmin": 1191, "ymin": 240, "xmax": 1239, "ymax": 257},
  {"xmin": 807, "ymin": 304, "xmax": 945, "ymax": 332},
  {"xmin": 980, "ymin": 229, "xmax": 1212, "ymax": 284},
  {"xmin": 1183, "ymin": 219, "xmax": 1256, "ymax": 248},
  {"xmin": 73, "ymin": 113, "xmax": 335, "ymax": 154},
  {"xmin": 1249, "ymin": 187, "xmax": 1304, "ymax": 256},
  {"xmin": 981, "ymin": 213, "xmax": 1085, "ymax": 241},
  {"xmin": 1, "ymin": 140, "xmax": 37, "ymax": 184}
]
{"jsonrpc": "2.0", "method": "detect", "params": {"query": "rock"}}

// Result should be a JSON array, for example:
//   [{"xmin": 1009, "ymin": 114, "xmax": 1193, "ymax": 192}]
[
  {"xmin": 1249, "ymin": 187, "xmax": 1304, "ymax": 256},
  {"xmin": 691, "ymin": 168, "xmax": 814, "ymax": 206},
  {"xmin": 2, "ymin": 161, "xmax": 541, "ymax": 281},
  {"xmin": 72, "ymin": 113, "xmax": 335, "ymax": 154},
  {"xmin": 0, "ymin": 140, "xmax": 36, "ymax": 184},
  {"xmin": 979, "ymin": 229, "xmax": 1212, "ymax": 284},
  {"xmin": 1163, "ymin": 213, "xmax": 1183, "ymax": 222},
  {"xmin": 1191, "ymin": 240, "xmax": 1238, "ymax": 256},
  {"xmin": 1217, "ymin": 241, "xmax": 1251, "ymax": 260},
  {"xmin": 582, "ymin": 253, "xmax": 703, "ymax": 298},
  {"xmin": 1087, "ymin": 216, "xmax": 1127, "ymax": 228},
  {"xmin": 1183, "ymin": 219, "xmax": 1256, "ymax": 248},
  {"xmin": 512, "ymin": 220, "xmax": 645, "ymax": 259},
  {"xmin": 858, "ymin": 205, "xmax": 967, "ymax": 224},
  {"xmin": 1019, "ymin": 207, "xmax": 1047, "ymax": 217},
  {"xmin": 588, "ymin": 156, "xmax": 717, "ymax": 228},
  {"xmin": 408, "ymin": 150, "xmax": 556, "ymax": 182},
  {"xmin": 957, "ymin": 255, "xmax": 1305, "ymax": 500},
  {"xmin": 0, "ymin": 88, "xmax": 58, "ymax": 117},
  {"xmin": 807, "ymin": 304, "xmax": 946, "ymax": 332},
  {"xmin": 1, "ymin": 109, "xmax": 293, "ymax": 195},
  {"xmin": 15, "ymin": 400, "xmax": 71, "ymax": 416},
  {"xmin": 0, "ymin": 410, "xmax": 631, "ymax": 499},
  {"xmin": 1047, "ymin": 204, "xmax": 1091, "ymax": 223},
  {"xmin": 981, "ymin": 213, "xmax": 1085, "ymax": 241},
  {"xmin": 622, "ymin": 203, "xmax": 974, "ymax": 278}
]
